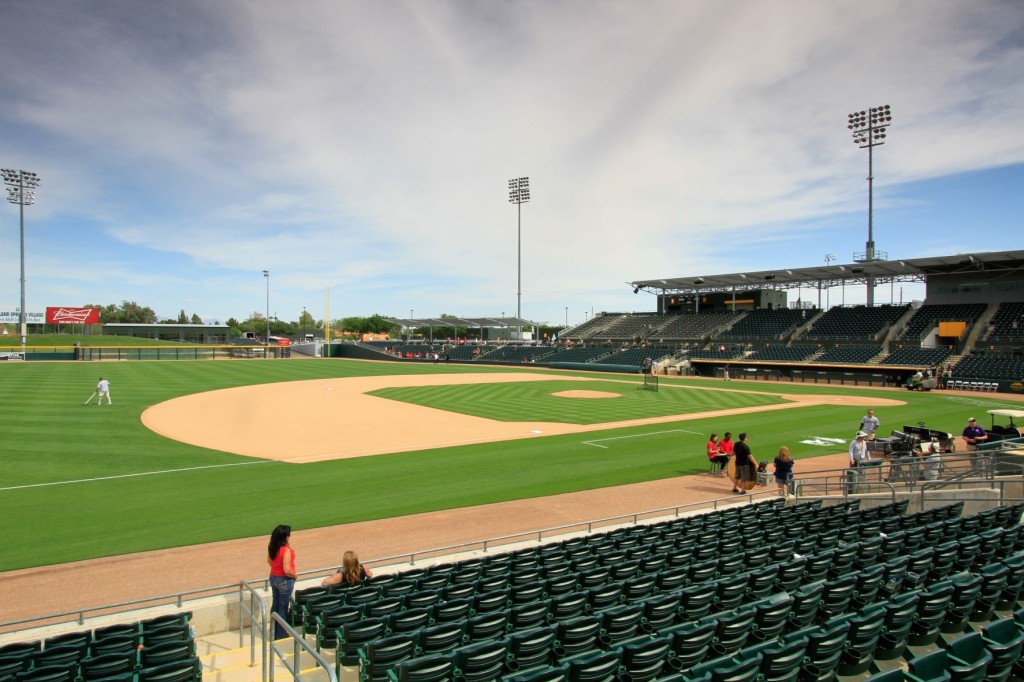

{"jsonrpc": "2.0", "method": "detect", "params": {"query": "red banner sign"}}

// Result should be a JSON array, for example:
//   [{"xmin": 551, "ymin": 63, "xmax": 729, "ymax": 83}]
[{"xmin": 46, "ymin": 307, "xmax": 100, "ymax": 325}]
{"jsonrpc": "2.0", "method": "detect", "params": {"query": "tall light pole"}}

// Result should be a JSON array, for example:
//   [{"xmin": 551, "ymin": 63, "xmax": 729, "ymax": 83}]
[
  {"xmin": 2, "ymin": 169, "xmax": 40, "ymax": 356},
  {"xmin": 820, "ymin": 253, "xmax": 836, "ymax": 309},
  {"xmin": 262, "ymin": 270, "xmax": 270, "ymax": 349},
  {"xmin": 848, "ymin": 105, "xmax": 892, "ymax": 306},
  {"xmin": 508, "ymin": 176, "xmax": 530, "ymax": 337},
  {"xmin": 823, "ymin": 253, "xmax": 836, "ymax": 310}
]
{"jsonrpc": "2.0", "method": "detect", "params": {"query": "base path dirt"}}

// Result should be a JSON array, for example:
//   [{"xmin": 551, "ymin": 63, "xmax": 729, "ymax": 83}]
[{"xmin": 141, "ymin": 372, "xmax": 904, "ymax": 463}]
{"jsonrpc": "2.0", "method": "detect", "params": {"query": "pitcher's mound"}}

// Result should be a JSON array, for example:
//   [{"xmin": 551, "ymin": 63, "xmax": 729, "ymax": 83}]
[{"xmin": 552, "ymin": 390, "xmax": 621, "ymax": 399}]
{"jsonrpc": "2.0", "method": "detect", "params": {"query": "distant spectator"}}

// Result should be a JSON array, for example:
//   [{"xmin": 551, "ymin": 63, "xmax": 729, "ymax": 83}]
[
  {"xmin": 707, "ymin": 433, "xmax": 729, "ymax": 476},
  {"xmin": 773, "ymin": 447, "xmax": 794, "ymax": 496},
  {"xmin": 322, "ymin": 550, "xmax": 374, "ymax": 587},
  {"xmin": 731, "ymin": 433, "xmax": 755, "ymax": 494},
  {"xmin": 962, "ymin": 417, "xmax": 988, "ymax": 451},
  {"xmin": 267, "ymin": 525, "xmax": 297, "ymax": 640}
]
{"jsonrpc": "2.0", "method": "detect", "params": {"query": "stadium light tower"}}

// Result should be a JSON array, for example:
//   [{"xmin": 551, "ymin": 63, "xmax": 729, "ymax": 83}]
[
  {"xmin": 508, "ymin": 176, "xmax": 530, "ymax": 334},
  {"xmin": 822, "ymin": 253, "xmax": 836, "ymax": 309},
  {"xmin": 2, "ymin": 168, "xmax": 41, "ymax": 356},
  {"xmin": 262, "ymin": 269, "xmax": 270, "ymax": 350},
  {"xmin": 848, "ymin": 105, "xmax": 892, "ymax": 306}
]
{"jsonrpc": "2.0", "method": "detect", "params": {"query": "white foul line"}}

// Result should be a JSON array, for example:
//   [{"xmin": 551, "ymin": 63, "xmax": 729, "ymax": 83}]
[
  {"xmin": 583, "ymin": 429, "xmax": 704, "ymax": 449},
  {"xmin": 0, "ymin": 461, "xmax": 273, "ymax": 492}
]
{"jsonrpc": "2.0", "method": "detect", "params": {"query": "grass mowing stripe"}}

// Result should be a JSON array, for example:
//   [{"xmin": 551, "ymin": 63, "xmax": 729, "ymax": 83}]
[
  {"xmin": 368, "ymin": 380, "xmax": 786, "ymax": 424},
  {"xmin": 0, "ymin": 359, "xmax": 1008, "ymax": 570}
]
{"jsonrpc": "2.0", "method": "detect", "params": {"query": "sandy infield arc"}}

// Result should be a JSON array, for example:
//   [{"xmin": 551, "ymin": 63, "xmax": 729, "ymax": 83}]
[{"xmin": 141, "ymin": 373, "xmax": 906, "ymax": 464}]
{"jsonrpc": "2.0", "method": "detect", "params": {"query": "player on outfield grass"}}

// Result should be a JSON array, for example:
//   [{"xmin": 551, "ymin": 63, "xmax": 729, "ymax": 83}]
[{"xmin": 96, "ymin": 377, "xmax": 112, "ymax": 406}]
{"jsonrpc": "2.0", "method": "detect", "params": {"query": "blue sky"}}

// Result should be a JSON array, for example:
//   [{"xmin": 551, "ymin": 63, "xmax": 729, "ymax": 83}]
[{"xmin": 1, "ymin": 1, "xmax": 1022, "ymax": 327}]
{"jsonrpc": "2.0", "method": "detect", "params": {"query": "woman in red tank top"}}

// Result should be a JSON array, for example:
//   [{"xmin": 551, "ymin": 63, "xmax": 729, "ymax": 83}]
[{"xmin": 267, "ymin": 525, "xmax": 297, "ymax": 640}]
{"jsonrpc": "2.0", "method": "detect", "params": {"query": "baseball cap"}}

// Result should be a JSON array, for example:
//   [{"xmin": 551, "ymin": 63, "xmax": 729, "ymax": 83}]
[
  {"xmin": 856, "ymin": 431, "xmax": 867, "ymax": 437},
  {"xmin": 968, "ymin": 417, "xmax": 976, "ymax": 422}
]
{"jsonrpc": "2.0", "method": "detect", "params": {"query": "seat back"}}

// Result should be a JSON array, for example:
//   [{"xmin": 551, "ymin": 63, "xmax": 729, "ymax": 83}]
[
  {"xmin": 396, "ymin": 654, "xmax": 455, "ymax": 682},
  {"xmin": 416, "ymin": 622, "xmax": 467, "ymax": 656},
  {"xmin": 139, "ymin": 640, "xmax": 196, "ymax": 668}
]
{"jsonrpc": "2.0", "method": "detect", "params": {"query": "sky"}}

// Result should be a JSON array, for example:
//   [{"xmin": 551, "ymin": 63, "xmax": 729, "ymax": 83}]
[{"xmin": 1, "ymin": 1, "xmax": 1022, "ymax": 328}]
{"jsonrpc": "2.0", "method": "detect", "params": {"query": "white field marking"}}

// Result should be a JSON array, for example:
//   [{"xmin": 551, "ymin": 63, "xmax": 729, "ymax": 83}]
[
  {"xmin": 0, "ymin": 461, "xmax": 272, "ymax": 492},
  {"xmin": 799, "ymin": 436, "xmax": 849, "ymax": 447},
  {"xmin": 943, "ymin": 396, "xmax": 1020, "ymax": 409},
  {"xmin": 582, "ymin": 429, "xmax": 703, "ymax": 449}
]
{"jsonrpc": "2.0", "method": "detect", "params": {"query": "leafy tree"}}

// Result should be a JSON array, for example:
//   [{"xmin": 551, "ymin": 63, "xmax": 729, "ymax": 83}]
[
  {"xmin": 190, "ymin": 313, "xmax": 202, "ymax": 324},
  {"xmin": 84, "ymin": 301, "xmax": 157, "ymax": 324},
  {"xmin": 177, "ymin": 309, "xmax": 188, "ymax": 323}
]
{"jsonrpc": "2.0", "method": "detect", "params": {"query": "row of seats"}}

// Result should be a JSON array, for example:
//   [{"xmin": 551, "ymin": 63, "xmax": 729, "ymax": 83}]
[
  {"xmin": 804, "ymin": 304, "xmax": 909, "ymax": 341},
  {"xmin": 948, "ymin": 379, "xmax": 1001, "ymax": 392},
  {"xmin": 0, "ymin": 613, "xmax": 198, "ymax": 682},
  {"xmin": 812, "ymin": 345, "xmax": 882, "ymax": 364},
  {"xmin": 369, "ymin": 507, "xmax": 1024, "ymax": 682},
  {"xmin": 896, "ymin": 303, "xmax": 988, "ymax": 343},
  {"xmin": 318, "ymin": 501, "xmax": 1001, "ymax": 679},
  {"xmin": 745, "ymin": 345, "xmax": 818, "ymax": 362},
  {"xmin": 985, "ymin": 301, "xmax": 1024, "ymax": 341},
  {"xmin": 952, "ymin": 355, "xmax": 1024, "ymax": 382},
  {"xmin": 881, "ymin": 346, "xmax": 954, "ymax": 367},
  {"xmin": 719, "ymin": 310, "xmax": 806, "ymax": 341}
]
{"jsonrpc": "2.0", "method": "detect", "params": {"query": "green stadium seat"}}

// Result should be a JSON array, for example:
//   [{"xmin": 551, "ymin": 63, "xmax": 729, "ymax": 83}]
[
  {"xmin": 452, "ymin": 640, "xmax": 508, "ymax": 682},
  {"xmin": 357, "ymin": 634, "xmax": 417, "ymax": 682}
]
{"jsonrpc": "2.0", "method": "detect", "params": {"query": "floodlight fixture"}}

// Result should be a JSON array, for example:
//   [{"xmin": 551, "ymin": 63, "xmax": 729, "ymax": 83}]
[{"xmin": 2, "ymin": 168, "xmax": 41, "ymax": 354}]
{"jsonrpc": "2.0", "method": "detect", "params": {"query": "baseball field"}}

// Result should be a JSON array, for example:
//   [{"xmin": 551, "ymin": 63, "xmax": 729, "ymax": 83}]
[{"xmin": 1, "ymin": 356, "xmax": 1017, "ymax": 573}]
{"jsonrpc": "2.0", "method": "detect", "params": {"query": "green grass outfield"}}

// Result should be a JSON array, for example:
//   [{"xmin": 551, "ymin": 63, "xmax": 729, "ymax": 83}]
[{"xmin": 0, "ymin": 358, "xmax": 1012, "ymax": 571}]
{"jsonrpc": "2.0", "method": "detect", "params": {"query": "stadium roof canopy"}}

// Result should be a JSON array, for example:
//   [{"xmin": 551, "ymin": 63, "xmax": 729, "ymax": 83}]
[
  {"xmin": 629, "ymin": 250, "xmax": 1024, "ymax": 294},
  {"xmin": 389, "ymin": 316, "xmax": 537, "ymax": 329}
]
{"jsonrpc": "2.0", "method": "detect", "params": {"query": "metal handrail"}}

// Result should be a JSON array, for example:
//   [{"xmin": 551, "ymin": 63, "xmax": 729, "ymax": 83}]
[
  {"xmin": 239, "ymin": 579, "xmax": 268, "ymax": 681},
  {"xmin": 794, "ymin": 476, "xmax": 898, "ymax": 504},
  {"xmin": 792, "ymin": 453, "xmax": 994, "ymax": 493},
  {"xmin": 268, "ymin": 613, "xmax": 336, "ymax": 682}
]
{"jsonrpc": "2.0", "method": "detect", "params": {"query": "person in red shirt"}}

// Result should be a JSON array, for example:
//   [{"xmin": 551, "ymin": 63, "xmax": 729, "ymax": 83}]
[
  {"xmin": 707, "ymin": 434, "xmax": 729, "ymax": 476},
  {"xmin": 267, "ymin": 524, "xmax": 297, "ymax": 639}
]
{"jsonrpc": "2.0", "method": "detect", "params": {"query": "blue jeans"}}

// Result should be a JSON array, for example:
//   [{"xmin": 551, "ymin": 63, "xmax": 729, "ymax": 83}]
[{"xmin": 269, "ymin": 575, "xmax": 295, "ymax": 640}]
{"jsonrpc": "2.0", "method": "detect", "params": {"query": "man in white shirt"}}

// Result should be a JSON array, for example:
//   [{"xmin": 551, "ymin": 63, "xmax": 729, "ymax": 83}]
[
  {"xmin": 96, "ymin": 377, "xmax": 112, "ymax": 406},
  {"xmin": 848, "ymin": 431, "xmax": 873, "ymax": 488}
]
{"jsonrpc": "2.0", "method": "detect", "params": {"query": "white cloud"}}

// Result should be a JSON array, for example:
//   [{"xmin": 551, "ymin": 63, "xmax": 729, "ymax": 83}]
[{"xmin": 0, "ymin": 0, "xmax": 1021, "ymax": 323}]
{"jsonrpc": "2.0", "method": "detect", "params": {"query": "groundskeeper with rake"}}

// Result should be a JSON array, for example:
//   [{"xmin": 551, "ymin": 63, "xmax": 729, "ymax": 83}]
[{"xmin": 89, "ymin": 377, "xmax": 112, "ymax": 406}]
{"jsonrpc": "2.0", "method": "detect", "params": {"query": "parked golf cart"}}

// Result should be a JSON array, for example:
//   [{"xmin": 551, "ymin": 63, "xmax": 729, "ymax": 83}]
[{"xmin": 987, "ymin": 409, "xmax": 1024, "ymax": 441}]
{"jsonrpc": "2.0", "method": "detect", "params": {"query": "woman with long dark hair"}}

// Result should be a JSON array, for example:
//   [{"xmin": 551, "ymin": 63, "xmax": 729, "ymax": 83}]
[{"xmin": 267, "ymin": 524, "xmax": 297, "ymax": 639}]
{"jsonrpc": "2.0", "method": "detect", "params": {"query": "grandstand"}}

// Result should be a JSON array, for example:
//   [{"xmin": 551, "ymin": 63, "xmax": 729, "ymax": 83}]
[
  {"xmin": 331, "ymin": 251, "xmax": 1024, "ymax": 388},
  {"xmin": 803, "ymin": 304, "xmax": 910, "ymax": 342},
  {"xmin": 10, "ymin": 495, "xmax": 1024, "ymax": 682}
]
